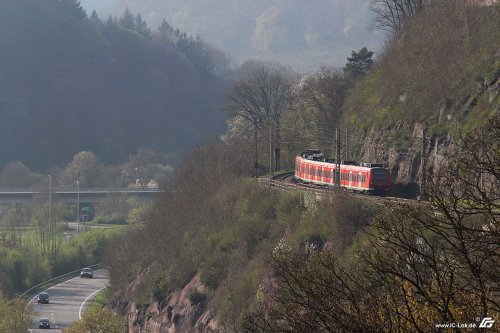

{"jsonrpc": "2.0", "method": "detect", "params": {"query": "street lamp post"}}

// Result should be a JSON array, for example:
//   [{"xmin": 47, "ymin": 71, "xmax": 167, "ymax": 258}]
[
  {"xmin": 48, "ymin": 175, "xmax": 52, "ymax": 223},
  {"xmin": 135, "ymin": 167, "xmax": 139, "ymax": 187},
  {"xmin": 48, "ymin": 175, "xmax": 53, "ymax": 258},
  {"xmin": 76, "ymin": 180, "xmax": 80, "ymax": 235}
]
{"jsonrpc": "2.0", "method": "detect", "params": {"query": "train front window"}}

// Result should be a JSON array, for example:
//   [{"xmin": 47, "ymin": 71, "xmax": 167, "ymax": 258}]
[{"xmin": 373, "ymin": 169, "xmax": 387, "ymax": 181}]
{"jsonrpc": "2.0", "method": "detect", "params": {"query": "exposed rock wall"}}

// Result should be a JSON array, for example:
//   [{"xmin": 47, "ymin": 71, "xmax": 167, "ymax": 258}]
[
  {"xmin": 359, "ymin": 75, "xmax": 498, "ymax": 197},
  {"xmin": 126, "ymin": 274, "xmax": 223, "ymax": 333},
  {"xmin": 358, "ymin": 123, "xmax": 450, "ymax": 196}
]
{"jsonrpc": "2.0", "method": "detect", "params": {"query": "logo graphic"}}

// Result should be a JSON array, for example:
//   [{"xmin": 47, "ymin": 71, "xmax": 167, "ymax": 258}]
[{"xmin": 479, "ymin": 317, "xmax": 495, "ymax": 328}]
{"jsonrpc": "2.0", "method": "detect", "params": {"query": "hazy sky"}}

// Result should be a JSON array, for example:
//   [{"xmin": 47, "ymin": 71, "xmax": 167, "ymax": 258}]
[{"xmin": 80, "ymin": 0, "xmax": 115, "ymax": 12}]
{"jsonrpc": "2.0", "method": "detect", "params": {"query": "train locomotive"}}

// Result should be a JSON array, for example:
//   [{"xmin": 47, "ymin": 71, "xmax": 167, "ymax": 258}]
[{"xmin": 295, "ymin": 149, "xmax": 390, "ymax": 194}]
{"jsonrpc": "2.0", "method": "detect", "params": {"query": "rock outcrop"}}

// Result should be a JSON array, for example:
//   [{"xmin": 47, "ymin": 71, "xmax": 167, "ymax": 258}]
[{"xmin": 126, "ymin": 274, "xmax": 223, "ymax": 333}]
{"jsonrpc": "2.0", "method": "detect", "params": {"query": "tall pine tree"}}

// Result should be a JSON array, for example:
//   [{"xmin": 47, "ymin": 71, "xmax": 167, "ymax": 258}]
[
  {"xmin": 90, "ymin": 10, "xmax": 100, "ymax": 25},
  {"xmin": 119, "ymin": 8, "xmax": 135, "ymax": 31},
  {"xmin": 135, "ymin": 13, "xmax": 152, "ymax": 40},
  {"xmin": 343, "ymin": 47, "xmax": 374, "ymax": 78},
  {"xmin": 60, "ymin": 0, "xmax": 86, "ymax": 19}
]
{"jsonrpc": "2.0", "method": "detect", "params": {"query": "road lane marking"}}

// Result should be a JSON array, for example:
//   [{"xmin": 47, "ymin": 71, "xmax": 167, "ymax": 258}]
[
  {"xmin": 79, "ymin": 286, "xmax": 106, "ymax": 319},
  {"xmin": 28, "ymin": 270, "xmax": 107, "ymax": 331},
  {"xmin": 27, "ymin": 275, "xmax": 82, "ymax": 306}
]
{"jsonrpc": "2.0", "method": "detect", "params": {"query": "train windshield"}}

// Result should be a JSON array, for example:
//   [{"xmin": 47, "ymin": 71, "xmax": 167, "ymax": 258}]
[{"xmin": 373, "ymin": 169, "xmax": 387, "ymax": 181}]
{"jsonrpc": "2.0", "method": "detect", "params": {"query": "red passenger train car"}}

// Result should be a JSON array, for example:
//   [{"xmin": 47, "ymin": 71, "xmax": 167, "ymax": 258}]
[{"xmin": 295, "ymin": 149, "xmax": 390, "ymax": 194}]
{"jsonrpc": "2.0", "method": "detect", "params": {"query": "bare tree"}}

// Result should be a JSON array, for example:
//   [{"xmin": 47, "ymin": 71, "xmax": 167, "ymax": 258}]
[
  {"xmin": 364, "ymin": 116, "xmax": 500, "ymax": 331},
  {"xmin": 370, "ymin": 0, "xmax": 433, "ymax": 34},
  {"xmin": 244, "ymin": 245, "xmax": 381, "ymax": 333},
  {"xmin": 59, "ymin": 151, "xmax": 102, "ymax": 187},
  {"xmin": 0, "ymin": 295, "xmax": 33, "ymax": 333},
  {"xmin": 224, "ymin": 77, "xmax": 266, "ymax": 176},
  {"xmin": 293, "ymin": 68, "xmax": 349, "ymax": 155},
  {"xmin": 224, "ymin": 66, "xmax": 294, "ymax": 174}
]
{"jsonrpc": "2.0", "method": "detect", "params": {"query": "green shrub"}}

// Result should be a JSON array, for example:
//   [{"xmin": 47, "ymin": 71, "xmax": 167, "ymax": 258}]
[
  {"xmin": 94, "ymin": 214, "xmax": 127, "ymax": 225},
  {"xmin": 276, "ymin": 192, "xmax": 303, "ymax": 226},
  {"xmin": 199, "ymin": 255, "xmax": 227, "ymax": 290},
  {"xmin": 188, "ymin": 290, "xmax": 207, "ymax": 306}
]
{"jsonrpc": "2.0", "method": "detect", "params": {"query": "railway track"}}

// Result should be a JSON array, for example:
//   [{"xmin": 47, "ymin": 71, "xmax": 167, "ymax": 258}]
[{"xmin": 258, "ymin": 172, "xmax": 420, "ymax": 207}]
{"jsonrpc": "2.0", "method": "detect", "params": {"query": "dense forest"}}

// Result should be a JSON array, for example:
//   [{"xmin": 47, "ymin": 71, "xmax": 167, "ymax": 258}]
[
  {"xmin": 92, "ymin": 0, "xmax": 386, "ymax": 72},
  {"xmin": 0, "ymin": 0, "xmax": 228, "ymax": 171}
]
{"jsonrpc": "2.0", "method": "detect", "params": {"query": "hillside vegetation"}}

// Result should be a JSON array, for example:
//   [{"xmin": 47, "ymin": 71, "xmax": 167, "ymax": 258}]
[
  {"xmin": 106, "ymin": 118, "xmax": 498, "ymax": 332},
  {"xmin": 344, "ymin": 1, "xmax": 499, "ymax": 139},
  {"xmin": 0, "ymin": 0, "xmax": 228, "ymax": 170},
  {"xmin": 104, "ymin": 2, "xmax": 499, "ymax": 332},
  {"xmin": 106, "ymin": 140, "xmax": 379, "ymax": 331}
]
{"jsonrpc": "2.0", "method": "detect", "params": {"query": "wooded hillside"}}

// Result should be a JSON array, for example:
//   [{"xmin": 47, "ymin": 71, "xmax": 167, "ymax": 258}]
[
  {"xmin": 104, "ymin": 2, "xmax": 499, "ymax": 332},
  {"xmin": 0, "ymin": 0, "xmax": 228, "ymax": 170}
]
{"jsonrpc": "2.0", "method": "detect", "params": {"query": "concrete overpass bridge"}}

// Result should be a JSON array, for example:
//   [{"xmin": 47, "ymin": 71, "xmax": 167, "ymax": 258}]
[{"xmin": 0, "ymin": 187, "xmax": 164, "ymax": 205}]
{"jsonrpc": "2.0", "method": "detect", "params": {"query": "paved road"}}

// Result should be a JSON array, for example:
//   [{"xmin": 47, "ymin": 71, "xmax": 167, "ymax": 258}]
[{"xmin": 28, "ymin": 270, "xmax": 108, "ymax": 332}]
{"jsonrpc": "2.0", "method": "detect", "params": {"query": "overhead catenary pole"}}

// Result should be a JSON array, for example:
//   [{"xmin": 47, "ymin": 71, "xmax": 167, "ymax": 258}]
[
  {"xmin": 420, "ymin": 128, "xmax": 427, "ymax": 200},
  {"xmin": 345, "ymin": 127, "xmax": 349, "ymax": 160},
  {"xmin": 48, "ymin": 175, "xmax": 52, "ymax": 228},
  {"xmin": 48, "ymin": 174, "xmax": 54, "ymax": 260},
  {"xmin": 269, "ymin": 119, "xmax": 272, "ymax": 177},
  {"xmin": 275, "ymin": 117, "xmax": 280, "ymax": 172},
  {"xmin": 77, "ymin": 180, "xmax": 80, "ymax": 235},
  {"xmin": 254, "ymin": 127, "xmax": 259, "ymax": 177},
  {"xmin": 336, "ymin": 128, "xmax": 341, "ymax": 188}
]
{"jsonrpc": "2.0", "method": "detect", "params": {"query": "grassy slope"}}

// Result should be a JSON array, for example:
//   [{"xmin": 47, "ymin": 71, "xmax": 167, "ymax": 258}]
[{"xmin": 343, "ymin": 2, "xmax": 499, "ymax": 149}]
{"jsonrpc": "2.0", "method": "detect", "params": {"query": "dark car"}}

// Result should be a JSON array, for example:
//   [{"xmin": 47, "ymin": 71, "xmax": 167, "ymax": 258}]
[
  {"xmin": 37, "ymin": 292, "xmax": 49, "ymax": 304},
  {"xmin": 38, "ymin": 318, "xmax": 50, "ymax": 329},
  {"xmin": 80, "ymin": 267, "xmax": 93, "ymax": 278}
]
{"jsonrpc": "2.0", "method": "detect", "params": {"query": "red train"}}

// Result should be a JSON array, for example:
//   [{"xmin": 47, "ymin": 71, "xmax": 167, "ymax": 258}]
[{"xmin": 295, "ymin": 149, "xmax": 390, "ymax": 194}]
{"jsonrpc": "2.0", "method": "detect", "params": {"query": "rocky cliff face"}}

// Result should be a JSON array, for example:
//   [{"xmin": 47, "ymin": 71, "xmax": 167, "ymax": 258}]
[
  {"xmin": 359, "ymin": 122, "xmax": 448, "ymax": 197},
  {"xmin": 359, "ymin": 75, "xmax": 499, "ymax": 197},
  {"xmin": 122, "ymin": 74, "xmax": 498, "ymax": 332},
  {"xmin": 125, "ymin": 274, "xmax": 223, "ymax": 333}
]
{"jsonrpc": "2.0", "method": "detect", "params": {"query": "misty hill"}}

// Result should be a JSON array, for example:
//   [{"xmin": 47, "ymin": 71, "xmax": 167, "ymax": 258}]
[
  {"xmin": 88, "ymin": 0, "xmax": 385, "ymax": 72},
  {"xmin": 0, "ymin": 0, "xmax": 228, "ymax": 171}
]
